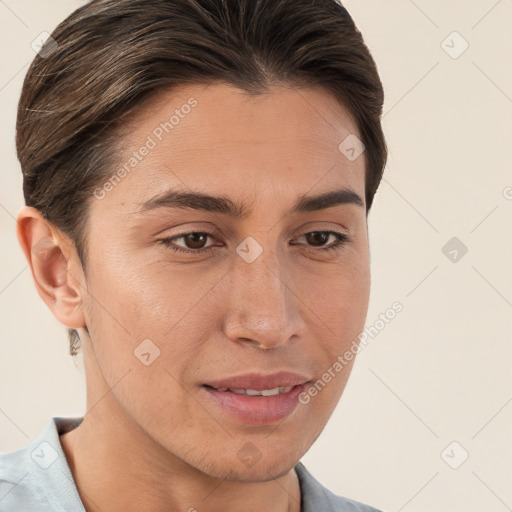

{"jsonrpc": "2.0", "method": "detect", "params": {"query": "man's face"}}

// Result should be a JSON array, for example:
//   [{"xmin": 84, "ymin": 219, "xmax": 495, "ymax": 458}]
[{"xmin": 78, "ymin": 83, "xmax": 370, "ymax": 481}]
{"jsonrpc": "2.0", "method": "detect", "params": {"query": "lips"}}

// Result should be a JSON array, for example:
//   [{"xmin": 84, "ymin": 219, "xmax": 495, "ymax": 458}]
[
  {"xmin": 204, "ymin": 371, "xmax": 310, "ymax": 391},
  {"xmin": 201, "ymin": 371, "xmax": 311, "ymax": 425}
]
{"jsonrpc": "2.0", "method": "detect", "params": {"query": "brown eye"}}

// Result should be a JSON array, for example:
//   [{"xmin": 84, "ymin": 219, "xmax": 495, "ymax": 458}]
[
  {"xmin": 180, "ymin": 233, "xmax": 210, "ymax": 249},
  {"xmin": 305, "ymin": 231, "xmax": 331, "ymax": 247},
  {"xmin": 292, "ymin": 231, "xmax": 350, "ymax": 252},
  {"xmin": 159, "ymin": 231, "xmax": 217, "ymax": 254}
]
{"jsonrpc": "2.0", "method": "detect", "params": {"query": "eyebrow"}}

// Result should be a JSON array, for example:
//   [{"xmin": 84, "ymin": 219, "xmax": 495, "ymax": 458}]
[{"xmin": 137, "ymin": 187, "xmax": 364, "ymax": 219}]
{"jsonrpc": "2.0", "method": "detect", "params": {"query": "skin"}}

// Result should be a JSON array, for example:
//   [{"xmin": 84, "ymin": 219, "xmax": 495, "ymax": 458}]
[{"xmin": 17, "ymin": 82, "xmax": 370, "ymax": 512}]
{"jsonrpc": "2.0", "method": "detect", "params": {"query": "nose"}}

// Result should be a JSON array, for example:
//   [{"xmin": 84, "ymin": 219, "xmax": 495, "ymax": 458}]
[{"xmin": 222, "ymin": 246, "xmax": 305, "ymax": 350}]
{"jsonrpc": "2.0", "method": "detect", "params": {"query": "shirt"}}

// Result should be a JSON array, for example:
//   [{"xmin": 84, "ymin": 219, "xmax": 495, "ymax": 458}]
[{"xmin": 0, "ymin": 417, "xmax": 382, "ymax": 512}]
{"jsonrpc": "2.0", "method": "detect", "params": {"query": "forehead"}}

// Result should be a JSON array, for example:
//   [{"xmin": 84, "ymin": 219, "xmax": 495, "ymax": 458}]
[
  {"xmin": 99, "ymin": 82, "xmax": 365, "ymax": 212},
  {"xmin": 132, "ymin": 81, "xmax": 360, "ymax": 142}
]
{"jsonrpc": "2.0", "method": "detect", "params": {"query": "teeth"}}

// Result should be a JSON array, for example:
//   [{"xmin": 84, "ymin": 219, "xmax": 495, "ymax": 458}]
[
  {"xmin": 260, "ymin": 388, "xmax": 281, "ymax": 396},
  {"xmin": 245, "ymin": 388, "xmax": 263, "ymax": 396},
  {"xmin": 215, "ymin": 386, "xmax": 294, "ymax": 396}
]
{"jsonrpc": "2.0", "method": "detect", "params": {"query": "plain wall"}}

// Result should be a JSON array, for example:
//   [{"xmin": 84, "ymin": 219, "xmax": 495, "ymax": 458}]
[{"xmin": 1, "ymin": 1, "xmax": 511, "ymax": 511}]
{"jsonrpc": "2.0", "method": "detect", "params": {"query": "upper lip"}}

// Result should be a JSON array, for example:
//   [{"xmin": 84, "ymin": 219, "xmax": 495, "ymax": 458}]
[{"xmin": 204, "ymin": 371, "xmax": 311, "ymax": 391}]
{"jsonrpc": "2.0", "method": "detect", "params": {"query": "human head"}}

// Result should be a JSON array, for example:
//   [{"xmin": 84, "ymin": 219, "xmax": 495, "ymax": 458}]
[{"xmin": 16, "ymin": 0, "xmax": 387, "ymax": 483}]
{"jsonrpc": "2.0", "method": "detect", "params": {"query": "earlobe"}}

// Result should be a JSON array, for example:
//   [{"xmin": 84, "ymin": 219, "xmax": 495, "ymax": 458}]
[{"xmin": 16, "ymin": 206, "xmax": 86, "ymax": 330}]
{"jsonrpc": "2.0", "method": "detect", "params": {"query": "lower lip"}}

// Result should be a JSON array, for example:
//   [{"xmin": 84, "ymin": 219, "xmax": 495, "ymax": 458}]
[{"xmin": 202, "ymin": 384, "xmax": 306, "ymax": 425}]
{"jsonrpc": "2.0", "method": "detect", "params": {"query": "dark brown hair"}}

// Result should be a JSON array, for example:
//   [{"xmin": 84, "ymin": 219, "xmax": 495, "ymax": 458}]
[{"xmin": 16, "ymin": 0, "xmax": 388, "ymax": 356}]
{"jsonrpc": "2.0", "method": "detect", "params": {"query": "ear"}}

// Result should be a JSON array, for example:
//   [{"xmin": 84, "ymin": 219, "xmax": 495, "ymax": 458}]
[{"xmin": 16, "ymin": 206, "xmax": 86, "ymax": 330}]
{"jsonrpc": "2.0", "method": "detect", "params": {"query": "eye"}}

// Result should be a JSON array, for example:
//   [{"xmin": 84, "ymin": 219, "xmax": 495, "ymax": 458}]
[
  {"xmin": 292, "ymin": 230, "xmax": 350, "ymax": 253},
  {"xmin": 159, "ymin": 231, "xmax": 218, "ymax": 254}
]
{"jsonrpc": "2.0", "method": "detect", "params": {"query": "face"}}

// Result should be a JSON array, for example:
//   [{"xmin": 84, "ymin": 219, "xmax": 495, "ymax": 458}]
[{"xmin": 77, "ymin": 82, "xmax": 370, "ymax": 481}]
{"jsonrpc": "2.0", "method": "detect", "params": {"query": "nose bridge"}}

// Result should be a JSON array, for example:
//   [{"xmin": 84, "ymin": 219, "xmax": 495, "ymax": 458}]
[{"xmin": 223, "ymin": 241, "xmax": 302, "ymax": 347}]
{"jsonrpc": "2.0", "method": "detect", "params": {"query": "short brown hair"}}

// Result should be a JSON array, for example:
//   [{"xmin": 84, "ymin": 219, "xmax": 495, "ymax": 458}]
[{"xmin": 16, "ymin": 0, "xmax": 388, "ymax": 356}]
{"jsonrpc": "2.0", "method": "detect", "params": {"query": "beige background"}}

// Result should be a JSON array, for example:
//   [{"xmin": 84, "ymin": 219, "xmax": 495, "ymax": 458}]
[{"xmin": 1, "ymin": 1, "xmax": 511, "ymax": 511}]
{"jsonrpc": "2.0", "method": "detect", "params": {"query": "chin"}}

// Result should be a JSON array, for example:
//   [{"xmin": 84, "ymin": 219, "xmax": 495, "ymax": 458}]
[
  {"xmin": 222, "ymin": 462, "xmax": 296, "ymax": 483},
  {"xmin": 196, "ymin": 450, "xmax": 298, "ymax": 483}
]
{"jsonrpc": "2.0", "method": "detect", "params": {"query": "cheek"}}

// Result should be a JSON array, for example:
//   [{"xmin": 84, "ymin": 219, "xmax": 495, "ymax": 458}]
[
  {"xmin": 82, "ymin": 254, "xmax": 220, "ymax": 391},
  {"xmin": 300, "ymin": 256, "xmax": 370, "ymax": 347},
  {"xmin": 81, "ymin": 268, "xmax": 197, "ymax": 426},
  {"xmin": 87, "ymin": 253, "xmax": 203, "ymax": 335},
  {"xmin": 295, "ymin": 265, "xmax": 368, "ymax": 417}
]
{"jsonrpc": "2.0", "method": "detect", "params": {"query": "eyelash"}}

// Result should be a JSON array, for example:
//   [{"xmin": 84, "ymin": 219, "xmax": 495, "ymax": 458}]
[{"xmin": 159, "ymin": 230, "xmax": 350, "ymax": 255}]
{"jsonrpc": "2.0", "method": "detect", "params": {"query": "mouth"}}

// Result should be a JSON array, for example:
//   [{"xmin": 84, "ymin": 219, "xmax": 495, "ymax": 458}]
[
  {"xmin": 204, "ymin": 371, "xmax": 310, "ymax": 391},
  {"xmin": 201, "ymin": 372, "xmax": 311, "ymax": 425},
  {"xmin": 203, "ymin": 385, "xmax": 295, "ymax": 396}
]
